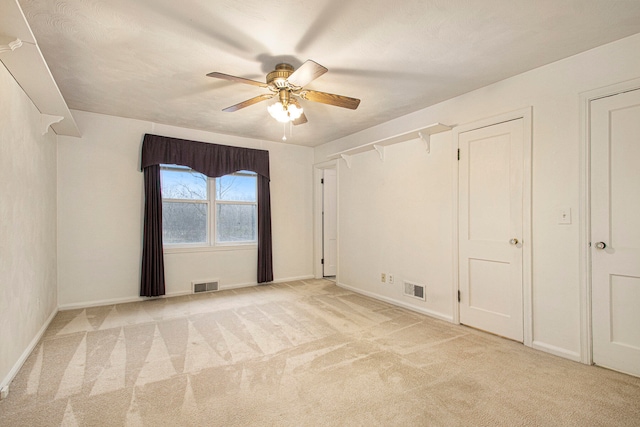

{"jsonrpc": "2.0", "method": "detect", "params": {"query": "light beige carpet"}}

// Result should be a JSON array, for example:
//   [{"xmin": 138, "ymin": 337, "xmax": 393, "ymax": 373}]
[{"xmin": 1, "ymin": 279, "xmax": 639, "ymax": 426}]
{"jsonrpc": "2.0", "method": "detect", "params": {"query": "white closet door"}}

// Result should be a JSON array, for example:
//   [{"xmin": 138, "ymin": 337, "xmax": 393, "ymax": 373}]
[
  {"xmin": 591, "ymin": 89, "xmax": 640, "ymax": 377},
  {"xmin": 459, "ymin": 119, "xmax": 524, "ymax": 342}
]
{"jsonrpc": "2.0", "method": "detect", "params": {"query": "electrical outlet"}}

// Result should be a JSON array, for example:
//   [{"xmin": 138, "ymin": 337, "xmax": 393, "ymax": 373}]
[
  {"xmin": 388, "ymin": 274, "xmax": 394, "ymax": 284},
  {"xmin": 381, "ymin": 273, "xmax": 386, "ymax": 283}
]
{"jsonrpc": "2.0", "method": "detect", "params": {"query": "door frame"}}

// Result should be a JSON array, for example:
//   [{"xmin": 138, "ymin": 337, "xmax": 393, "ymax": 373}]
[
  {"xmin": 579, "ymin": 78, "xmax": 640, "ymax": 365},
  {"xmin": 313, "ymin": 160, "xmax": 338, "ymax": 279},
  {"xmin": 452, "ymin": 107, "xmax": 533, "ymax": 347}
]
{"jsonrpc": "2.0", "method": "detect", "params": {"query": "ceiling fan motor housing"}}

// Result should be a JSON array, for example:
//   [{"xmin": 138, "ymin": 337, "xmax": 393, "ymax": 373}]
[
  {"xmin": 278, "ymin": 88, "xmax": 291, "ymax": 105},
  {"xmin": 267, "ymin": 63, "xmax": 294, "ymax": 88}
]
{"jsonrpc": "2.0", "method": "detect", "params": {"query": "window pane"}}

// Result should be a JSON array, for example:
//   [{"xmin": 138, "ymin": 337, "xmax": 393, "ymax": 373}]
[
  {"xmin": 216, "ymin": 204, "xmax": 257, "ymax": 243},
  {"xmin": 161, "ymin": 168, "xmax": 207, "ymax": 200},
  {"xmin": 216, "ymin": 173, "xmax": 256, "ymax": 202},
  {"xmin": 162, "ymin": 201, "xmax": 207, "ymax": 244}
]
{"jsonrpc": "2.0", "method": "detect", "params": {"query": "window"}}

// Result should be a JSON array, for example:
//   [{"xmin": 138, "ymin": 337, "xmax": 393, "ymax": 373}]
[
  {"xmin": 160, "ymin": 165, "xmax": 257, "ymax": 246},
  {"xmin": 215, "ymin": 172, "xmax": 258, "ymax": 243}
]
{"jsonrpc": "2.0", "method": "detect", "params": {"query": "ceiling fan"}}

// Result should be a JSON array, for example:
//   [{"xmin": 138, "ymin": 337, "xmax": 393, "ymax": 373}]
[{"xmin": 206, "ymin": 60, "xmax": 360, "ymax": 126}]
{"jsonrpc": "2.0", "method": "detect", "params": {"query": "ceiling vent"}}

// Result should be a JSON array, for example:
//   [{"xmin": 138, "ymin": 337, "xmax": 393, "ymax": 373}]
[
  {"xmin": 192, "ymin": 280, "xmax": 219, "ymax": 294},
  {"xmin": 404, "ymin": 280, "xmax": 426, "ymax": 301}
]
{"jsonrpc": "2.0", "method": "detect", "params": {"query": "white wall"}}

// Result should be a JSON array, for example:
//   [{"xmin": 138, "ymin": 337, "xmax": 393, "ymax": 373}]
[
  {"xmin": 57, "ymin": 111, "xmax": 314, "ymax": 308},
  {"xmin": 315, "ymin": 33, "xmax": 640, "ymax": 360},
  {"xmin": 336, "ymin": 136, "xmax": 454, "ymax": 321},
  {"xmin": 0, "ymin": 64, "xmax": 58, "ymax": 389}
]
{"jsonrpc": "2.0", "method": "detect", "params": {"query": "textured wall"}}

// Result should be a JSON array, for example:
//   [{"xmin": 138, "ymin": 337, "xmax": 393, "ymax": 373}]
[
  {"xmin": 56, "ymin": 111, "xmax": 314, "ymax": 307},
  {"xmin": 337, "ymin": 135, "xmax": 453, "ymax": 320},
  {"xmin": 315, "ymin": 33, "xmax": 640, "ymax": 361},
  {"xmin": 0, "ymin": 64, "xmax": 58, "ymax": 387}
]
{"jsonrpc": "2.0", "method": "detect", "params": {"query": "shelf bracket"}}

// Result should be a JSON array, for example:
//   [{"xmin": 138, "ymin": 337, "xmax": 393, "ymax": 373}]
[
  {"xmin": 372, "ymin": 144, "xmax": 385, "ymax": 161},
  {"xmin": 0, "ymin": 37, "xmax": 23, "ymax": 54},
  {"xmin": 418, "ymin": 131, "xmax": 431, "ymax": 154},
  {"xmin": 326, "ymin": 123, "xmax": 451, "ymax": 162},
  {"xmin": 340, "ymin": 154, "xmax": 352, "ymax": 169},
  {"xmin": 41, "ymin": 114, "xmax": 64, "ymax": 135}
]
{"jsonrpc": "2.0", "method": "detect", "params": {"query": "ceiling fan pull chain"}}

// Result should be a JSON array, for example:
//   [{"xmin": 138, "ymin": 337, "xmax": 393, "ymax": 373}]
[{"xmin": 282, "ymin": 122, "xmax": 287, "ymax": 141}]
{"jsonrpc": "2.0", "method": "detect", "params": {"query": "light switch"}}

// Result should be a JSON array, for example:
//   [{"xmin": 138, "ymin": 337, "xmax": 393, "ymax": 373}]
[{"xmin": 558, "ymin": 208, "xmax": 571, "ymax": 225}]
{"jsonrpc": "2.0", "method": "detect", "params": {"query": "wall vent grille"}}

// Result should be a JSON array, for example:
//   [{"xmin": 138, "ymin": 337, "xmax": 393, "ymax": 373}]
[
  {"xmin": 403, "ymin": 281, "xmax": 426, "ymax": 301},
  {"xmin": 192, "ymin": 280, "xmax": 219, "ymax": 294}
]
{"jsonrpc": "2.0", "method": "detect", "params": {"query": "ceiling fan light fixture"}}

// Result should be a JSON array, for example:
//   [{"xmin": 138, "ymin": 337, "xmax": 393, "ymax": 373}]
[
  {"xmin": 287, "ymin": 103, "xmax": 303, "ymax": 120},
  {"xmin": 267, "ymin": 101, "xmax": 303, "ymax": 123}
]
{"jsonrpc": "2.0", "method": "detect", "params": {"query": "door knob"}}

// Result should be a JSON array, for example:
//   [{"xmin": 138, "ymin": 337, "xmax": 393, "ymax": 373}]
[
  {"xmin": 509, "ymin": 238, "xmax": 519, "ymax": 245},
  {"xmin": 595, "ymin": 242, "xmax": 607, "ymax": 249}
]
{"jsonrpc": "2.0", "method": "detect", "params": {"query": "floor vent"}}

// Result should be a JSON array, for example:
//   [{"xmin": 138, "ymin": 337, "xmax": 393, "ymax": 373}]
[
  {"xmin": 192, "ymin": 280, "xmax": 219, "ymax": 294},
  {"xmin": 404, "ymin": 280, "xmax": 426, "ymax": 301}
]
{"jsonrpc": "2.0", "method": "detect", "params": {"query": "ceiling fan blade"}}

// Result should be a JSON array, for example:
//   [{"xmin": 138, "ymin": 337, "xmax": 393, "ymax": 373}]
[
  {"xmin": 222, "ymin": 93, "xmax": 274, "ymax": 112},
  {"xmin": 206, "ymin": 72, "xmax": 268, "ymax": 88},
  {"xmin": 299, "ymin": 90, "xmax": 360, "ymax": 110},
  {"xmin": 287, "ymin": 60, "xmax": 328, "ymax": 87},
  {"xmin": 292, "ymin": 112, "xmax": 308, "ymax": 126}
]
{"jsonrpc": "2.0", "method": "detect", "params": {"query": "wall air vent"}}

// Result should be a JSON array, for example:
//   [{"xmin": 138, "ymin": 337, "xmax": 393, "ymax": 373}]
[
  {"xmin": 192, "ymin": 280, "xmax": 219, "ymax": 294},
  {"xmin": 404, "ymin": 280, "xmax": 426, "ymax": 301}
]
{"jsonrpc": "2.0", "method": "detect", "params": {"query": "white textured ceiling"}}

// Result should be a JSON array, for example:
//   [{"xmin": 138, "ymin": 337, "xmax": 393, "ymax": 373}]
[{"xmin": 17, "ymin": 0, "xmax": 640, "ymax": 147}]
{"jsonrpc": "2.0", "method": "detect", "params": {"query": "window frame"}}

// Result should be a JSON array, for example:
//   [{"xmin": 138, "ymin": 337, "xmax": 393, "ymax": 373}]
[
  {"xmin": 213, "ymin": 170, "xmax": 259, "ymax": 246},
  {"xmin": 160, "ymin": 165, "xmax": 258, "ymax": 251}
]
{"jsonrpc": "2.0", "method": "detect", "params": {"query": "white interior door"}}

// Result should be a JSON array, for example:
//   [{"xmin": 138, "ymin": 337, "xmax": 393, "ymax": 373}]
[
  {"xmin": 323, "ymin": 168, "xmax": 337, "ymax": 277},
  {"xmin": 459, "ymin": 119, "xmax": 524, "ymax": 342},
  {"xmin": 591, "ymin": 89, "xmax": 640, "ymax": 377}
]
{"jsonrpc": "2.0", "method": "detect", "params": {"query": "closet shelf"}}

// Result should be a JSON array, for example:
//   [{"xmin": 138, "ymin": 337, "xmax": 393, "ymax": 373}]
[
  {"xmin": 327, "ymin": 123, "xmax": 452, "ymax": 167},
  {"xmin": 0, "ymin": 1, "xmax": 80, "ymax": 137}
]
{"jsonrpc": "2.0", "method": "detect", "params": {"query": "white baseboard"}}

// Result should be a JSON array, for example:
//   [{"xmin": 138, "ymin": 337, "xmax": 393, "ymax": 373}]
[
  {"xmin": 58, "ymin": 293, "xmax": 178, "ymax": 310},
  {"xmin": 57, "ymin": 275, "xmax": 316, "ymax": 311},
  {"xmin": 338, "ymin": 283, "xmax": 586, "ymax": 364},
  {"xmin": 338, "ymin": 282, "xmax": 454, "ymax": 323},
  {"xmin": 0, "ymin": 307, "xmax": 58, "ymax": 398},
  {"xmin": 532, "ymin": 340, "xmax": 582, "ymax": 362},
  {"xmin": 279, "ymin": 275, "xmax": 316, "ymax": 282}
]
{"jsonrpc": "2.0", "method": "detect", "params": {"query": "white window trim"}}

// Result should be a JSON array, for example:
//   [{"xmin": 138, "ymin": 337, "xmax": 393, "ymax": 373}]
[
  {"xmin": 163, "ymin": 243, "xmax": 257, "ymax": 254},
  {"xmin": 160, "ymin": 165, "xmax": 258, "ymax": 250}
]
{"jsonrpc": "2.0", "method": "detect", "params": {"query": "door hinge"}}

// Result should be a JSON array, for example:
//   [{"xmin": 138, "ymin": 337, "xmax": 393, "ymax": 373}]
[
  {"xmin": 457, "ymin": 149, "xmax": 460, "ymax": 161},
  {"xmin": 321, "ymin": 178, "xmax": 324, "ymax": 184},
  {"xmin": 457, "ymin": 290, "xmax": 461, "ymax": 302},
  {"xmin": 321, "ymin": 258, "xmax": 324, "ymax": 265}
]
